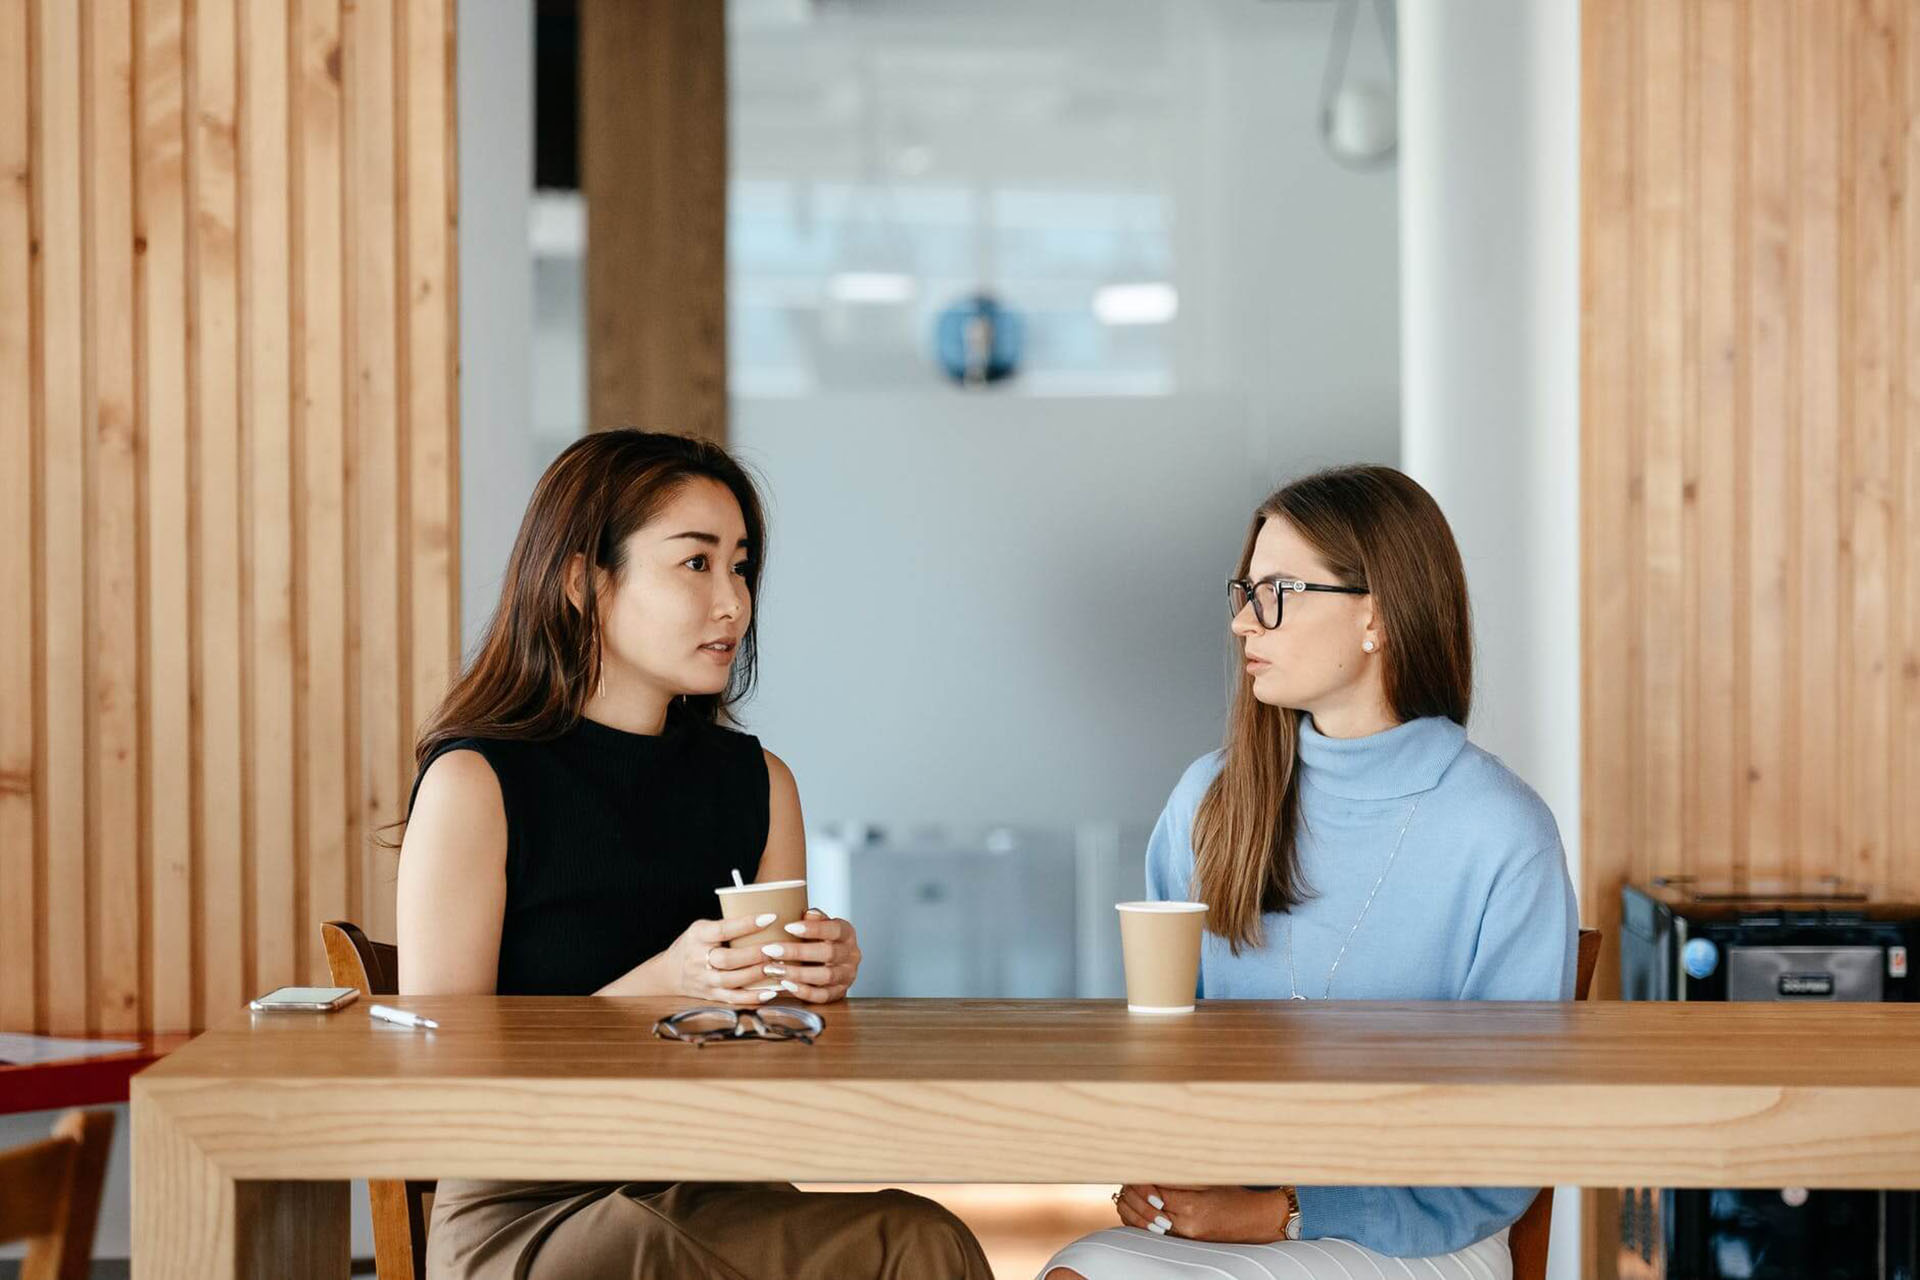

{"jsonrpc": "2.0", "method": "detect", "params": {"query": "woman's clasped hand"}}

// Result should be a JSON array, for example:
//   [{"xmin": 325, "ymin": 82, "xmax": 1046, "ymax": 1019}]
[{"xmin": 674, "ymin": 906, "xmax": 863, "ymax": 1005}]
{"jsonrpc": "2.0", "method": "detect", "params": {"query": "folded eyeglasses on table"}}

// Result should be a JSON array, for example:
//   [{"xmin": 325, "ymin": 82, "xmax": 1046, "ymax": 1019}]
[{"xmin": 652, "ymin": 1004, "xmax": 825, "ymax": 1047}]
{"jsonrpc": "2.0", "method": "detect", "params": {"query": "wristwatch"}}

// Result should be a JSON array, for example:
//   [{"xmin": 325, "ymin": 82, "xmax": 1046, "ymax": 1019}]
[{"xmin": 1281, "ymin": 1186, "xmax": 1303, "ymax": 1240}]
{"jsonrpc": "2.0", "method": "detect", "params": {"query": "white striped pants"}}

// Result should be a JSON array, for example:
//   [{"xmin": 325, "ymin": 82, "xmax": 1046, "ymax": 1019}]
[{"xmin": 1038, "ymin": 1225, "xmax": 1511, "ymax": 1280}]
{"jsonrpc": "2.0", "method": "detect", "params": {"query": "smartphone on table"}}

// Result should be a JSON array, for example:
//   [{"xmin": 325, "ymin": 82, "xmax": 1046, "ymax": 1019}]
[{"xmin": 249, "ymin": 986, "xmax": 360, "ymax": 1012}]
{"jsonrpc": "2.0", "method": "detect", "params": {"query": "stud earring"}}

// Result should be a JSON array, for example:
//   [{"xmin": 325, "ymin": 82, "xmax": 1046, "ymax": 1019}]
[{"xmin": 1362, "ymin": 640, "xmax": 1376, "ymax": 653}]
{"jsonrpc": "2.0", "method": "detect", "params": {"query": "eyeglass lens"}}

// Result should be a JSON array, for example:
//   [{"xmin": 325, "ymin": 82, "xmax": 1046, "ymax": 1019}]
[{"xmin": 1229, "ymin": 580, "xmax": 1282, "ymax": 628}]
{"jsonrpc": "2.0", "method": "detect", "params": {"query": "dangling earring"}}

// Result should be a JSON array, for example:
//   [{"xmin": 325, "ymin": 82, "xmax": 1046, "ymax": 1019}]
[
  {"xmin": 596, "ymin": 669, "xmax": 605, "ymax": 699},
  {"xmin": 1362, "ymin": 640, "xmax": 1377, "ymax": 653}
]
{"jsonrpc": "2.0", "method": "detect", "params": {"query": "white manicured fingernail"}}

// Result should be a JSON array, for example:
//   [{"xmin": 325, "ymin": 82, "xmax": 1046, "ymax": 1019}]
[
  {"xmin": 757, "ymin": 989, "xmax": 777, "ymax": 1001},
  {"xmin": 762, "ymin": 944, "xmax": 784, "ymax": 958},
  {"xmin": 784, "ymin": 922, "xmax": 808, "ymax": 936},
  {"xmin": 1148, "ymin": 1220, "xmax": 1169, "ymax": 1236},
  {"xmin": 755, "ymin": 913, "xmax": 778, "ymax": 927},
  {"xmin": 1147, "ymin": 1195, "xmax": 1164, "ymax": 1211},
  {"xmin": 779, "ymin": 979, "xmax": 801, "ymax": 994}
]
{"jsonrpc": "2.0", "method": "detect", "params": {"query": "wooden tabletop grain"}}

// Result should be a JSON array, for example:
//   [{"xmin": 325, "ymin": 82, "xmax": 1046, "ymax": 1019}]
[{"xmin": 133, "ymin": 996, "xmax": 1920, "ymax": 1188}]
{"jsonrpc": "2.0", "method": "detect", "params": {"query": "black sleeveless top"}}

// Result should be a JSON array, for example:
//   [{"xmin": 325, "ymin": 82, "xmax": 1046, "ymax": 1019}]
[{"xmin": 408, "ymin": 710, "xmax": 771, "ymax": 996}]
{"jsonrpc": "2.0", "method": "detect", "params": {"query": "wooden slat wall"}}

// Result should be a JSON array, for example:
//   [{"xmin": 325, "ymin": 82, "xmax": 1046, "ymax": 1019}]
[
  {"xmin": 1, "ymin": 0, "xmax": 459, "ymax": 1035},
  {"xmin": 1583, "ymin": 1, "xmax": 1920, "ymax": 1274}
]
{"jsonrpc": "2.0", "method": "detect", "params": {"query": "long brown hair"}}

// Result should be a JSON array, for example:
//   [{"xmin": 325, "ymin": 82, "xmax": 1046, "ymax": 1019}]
[
  {"xmin": 1191, "ymin": 465, "xmax": 1472, "ymax": 952},
  {"xmin": 413, "ymin": 430, "xmax": 767, "ymax": 775}
]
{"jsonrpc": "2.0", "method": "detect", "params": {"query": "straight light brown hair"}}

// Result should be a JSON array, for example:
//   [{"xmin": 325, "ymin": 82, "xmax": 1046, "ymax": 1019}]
[
  {"xmin": 1191, "ymin": 465, "xmax": 1472, "ymax": 952},
  {"xmin": 413, "ymin": 429, "xmax": 767, "ymax": 777}
]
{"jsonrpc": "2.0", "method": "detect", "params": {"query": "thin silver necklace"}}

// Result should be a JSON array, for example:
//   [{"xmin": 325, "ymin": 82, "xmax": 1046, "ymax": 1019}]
[{"xmin": 1285, "ymin": 794, "xmax": 1423, "ymax": 1000}]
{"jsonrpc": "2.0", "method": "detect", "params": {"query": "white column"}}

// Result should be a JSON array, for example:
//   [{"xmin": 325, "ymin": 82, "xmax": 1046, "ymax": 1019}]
[
  {"xmin": 1399, "ymin": 4, "xmax": 1582, "ymax": 1278},
  {"xmin": 457, "ymin": 0, "xmax": 537, "ymax": 652}
]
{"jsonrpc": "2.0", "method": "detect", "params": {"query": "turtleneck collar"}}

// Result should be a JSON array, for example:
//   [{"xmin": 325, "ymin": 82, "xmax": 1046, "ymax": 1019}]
[{"xmin": 1296, "ymin": 713, "xmax": 1468, "ymax": 800}]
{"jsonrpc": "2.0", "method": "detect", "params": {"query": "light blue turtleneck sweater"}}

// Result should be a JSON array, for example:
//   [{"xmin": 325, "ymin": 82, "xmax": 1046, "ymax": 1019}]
[{"xmin": 1146, "ymin": 713, "xmax": 1579, "ymax": 1259}]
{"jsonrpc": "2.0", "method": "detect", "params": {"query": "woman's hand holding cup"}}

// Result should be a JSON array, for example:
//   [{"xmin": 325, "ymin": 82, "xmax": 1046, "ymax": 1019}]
[
  {"xmin": 759, "ymin": 908, "xmax": 862, "ymax": 1003},
  {"xmin": 667, "ymin": 913, "xmax": 787, "ymax": 1005}
]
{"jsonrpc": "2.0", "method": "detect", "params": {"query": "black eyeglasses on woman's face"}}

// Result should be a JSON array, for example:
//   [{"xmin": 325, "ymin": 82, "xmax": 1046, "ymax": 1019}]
[{"xmin": 1226, "ymin": 573, "xmax": 1369, "ymax": 630}]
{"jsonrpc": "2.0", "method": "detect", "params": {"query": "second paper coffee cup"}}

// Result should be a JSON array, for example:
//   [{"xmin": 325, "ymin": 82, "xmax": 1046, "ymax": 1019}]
[
  {"xmin": 716, "ymin": 879, "xmax": 809, "ymax": 990},
  {"xmin": 1116, "ymin": 901, "xmax": 1207, "ymax": 1014}
]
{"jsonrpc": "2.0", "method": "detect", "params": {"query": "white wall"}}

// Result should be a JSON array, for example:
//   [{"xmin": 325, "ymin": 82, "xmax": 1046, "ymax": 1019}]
[
  {"xmin": 1399, "ymin": 3, "xmax": 1583, "ymax": 1278},
  {"xmin": 458, "ymin": 0, "xmax": 538, "ymax": 653},
  {"xmin": 732, "ymin": 1, "xmax": 1402, "ymax": 832},
  {"xmin": 732, "ymin": 395, "xmax": 1393, "ymax": 832}
]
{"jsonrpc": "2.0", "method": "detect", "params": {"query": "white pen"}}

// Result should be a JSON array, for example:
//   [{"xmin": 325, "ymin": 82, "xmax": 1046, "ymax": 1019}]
[{"xmin": 369, "ymin": 1004, "xmax": 439, "ymax": 1031}]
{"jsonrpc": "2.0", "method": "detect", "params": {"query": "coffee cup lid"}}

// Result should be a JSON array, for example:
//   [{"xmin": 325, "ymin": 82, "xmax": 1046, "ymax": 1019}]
[
  {"xmin": 717, "ymin": 878, "xmax": 808, "ymax": 894},
  {"xmin": 1115, "ymin": 900, "xmax": 1207, "ymax": 912}
]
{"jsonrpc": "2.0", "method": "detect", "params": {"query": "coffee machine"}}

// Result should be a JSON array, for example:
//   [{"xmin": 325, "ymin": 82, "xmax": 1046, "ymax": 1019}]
[{"xmin": 1617, "ymin": 878, "xmax": 1920, "ymax": 1280}]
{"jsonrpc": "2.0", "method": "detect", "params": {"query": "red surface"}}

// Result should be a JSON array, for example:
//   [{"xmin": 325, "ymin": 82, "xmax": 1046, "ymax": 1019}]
[{"xmin": 0, "ymin": 1035, "xmax": 190, "ymax": 1115}]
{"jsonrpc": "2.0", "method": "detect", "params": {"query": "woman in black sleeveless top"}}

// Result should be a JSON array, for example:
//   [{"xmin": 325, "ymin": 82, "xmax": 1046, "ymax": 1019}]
[{"xmin": 398, "ymin": 431, "xmax": 992, "ymax": 1280}]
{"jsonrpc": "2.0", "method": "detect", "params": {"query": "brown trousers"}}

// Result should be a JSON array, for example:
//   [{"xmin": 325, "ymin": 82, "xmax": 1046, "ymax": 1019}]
[{"xmin": 425, "ymin": 1179, "xmax": 996, "ymax": 1280}]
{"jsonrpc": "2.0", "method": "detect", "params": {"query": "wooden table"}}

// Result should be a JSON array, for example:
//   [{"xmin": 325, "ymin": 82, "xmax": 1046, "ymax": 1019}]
[{"xmin": 132, "ymin": 997, "xmax": 1920, "ymax": 1279}]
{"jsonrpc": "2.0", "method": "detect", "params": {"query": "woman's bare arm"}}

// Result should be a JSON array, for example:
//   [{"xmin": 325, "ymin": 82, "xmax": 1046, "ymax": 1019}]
[
  {"xmin": 396, "ymin": 750, "xmax": 507, "ymax": 995},
  {"xmin": 756, "ymin": 748, "xmax": 807, "ymax": 882}
]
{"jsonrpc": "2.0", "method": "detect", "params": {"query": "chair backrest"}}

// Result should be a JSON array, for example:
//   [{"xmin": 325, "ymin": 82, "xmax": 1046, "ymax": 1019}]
[
  {"xmin": 0, "ymin": 1107, "xmax": 115, "ymax": 1280},
  {"xmin": 1506, "ymin": 928, "xmax": 1603, "ymax": 1280},
  {"xmin": 321, "ymin": 920, "xmax": 433, "ymax": 1280}
]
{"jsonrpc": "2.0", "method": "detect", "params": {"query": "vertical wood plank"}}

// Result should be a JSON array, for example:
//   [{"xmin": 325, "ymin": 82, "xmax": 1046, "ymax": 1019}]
[
  {"xmin": 1580, "ymin": 0, "xmax": 1638, "ymax": 971},
  {"xmin": 87, "ymin": 0, "xmax": 144, "ymax": 1036},
  {"xmin": 137, "ymin": 0, "xmax": 194, "ymax": 1032},
  {"xmin": 1844, "ymin": 0, "xmax": 1897, "ymax": 896},
  {"xmin": 1903, "ymin": 0, "xmax": 1920, "ymax": 898},
  {"xmin": 192, "ymin": 0, "xmax": 247, "ymax": 1024},
  {"xmin": 0, "ymin": 0, "xmax": 36, "ymax": 1031},
  {"xmin": 1580, "ymin": 0, "xmax": 1638, "ymax": 1267},
  {"xmin": 293, "ymin": 0, "xmax": 349, "ymax": 983},
  {"xmin": 1796, "ymin": 0, "xmax": 1843, "ymax": 889},
  {"xmin": 402, "ymin": 0, "xmax": 457, "ymax": 752},
  {"xmin": 1745, "ymin": 0, "xmax": 1793, "ymax": 887},
  {"xmin": 1639, "ymin": 0, "xmax": 1687, "ymax": 885},
  {"xmin": 345, "ymin": 0, "xmax": 403, "ymax": 942},
  {"xmin": 38, "ymin": 0, "xmax": 91, "ymax": 1033},
  {"xmin": 1695, "ymin": 0, "xmax": 1743, "ymax": 885},
  {"xmin": 1679, "ymin": 0, "xmax": 1703, "ymax": 891},
  {"xmin": 239, "ymin": 0, "xmax": 296, "ymax": 997}
]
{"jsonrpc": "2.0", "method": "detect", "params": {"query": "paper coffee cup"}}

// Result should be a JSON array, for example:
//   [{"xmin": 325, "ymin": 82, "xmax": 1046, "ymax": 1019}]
[
  {"xmin": 716, "ymin": 879, "xmax": 809, "ymax": 990},
  {"xmin": 1117, "ymin": 901, "xmax": 1207, "ymax": 1014}
]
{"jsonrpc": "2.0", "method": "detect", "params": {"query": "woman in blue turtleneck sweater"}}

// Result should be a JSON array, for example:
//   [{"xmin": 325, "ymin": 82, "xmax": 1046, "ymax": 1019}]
[{"xmin": 1044, "ymin": 466, "xmax": 1577, "ymax": 1280}]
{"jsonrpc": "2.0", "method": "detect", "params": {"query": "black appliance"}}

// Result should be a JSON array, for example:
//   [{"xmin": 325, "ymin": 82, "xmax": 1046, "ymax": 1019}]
[{"xmin": 1618, "ymin": 878, "xmax": 1920, "ymax": 1280}]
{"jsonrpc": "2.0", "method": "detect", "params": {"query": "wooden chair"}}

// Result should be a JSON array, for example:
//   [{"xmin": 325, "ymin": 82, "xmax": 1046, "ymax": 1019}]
[
  {"xmin": 0, "ymin": 1107, "xmax": 115, "ymax": 1280},
  {"xmin": 322, "ymin": 920, "xmax": 434, "ymax": 1280},
  {"xmin": 1506, "ymin": 927, "xmax": 1603, "ymax": 1280}
]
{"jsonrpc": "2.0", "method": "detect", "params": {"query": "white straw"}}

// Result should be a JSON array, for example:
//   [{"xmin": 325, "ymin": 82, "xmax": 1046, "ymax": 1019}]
[{"xmin": 731, "ymin": 868, "xmax": 745, "ymax": 888}]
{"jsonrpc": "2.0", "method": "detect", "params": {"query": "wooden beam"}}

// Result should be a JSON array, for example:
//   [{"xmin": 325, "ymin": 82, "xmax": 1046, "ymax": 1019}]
[{"xmin": 580, "ymin": 0, "xmax": 727, "ymax": 442}]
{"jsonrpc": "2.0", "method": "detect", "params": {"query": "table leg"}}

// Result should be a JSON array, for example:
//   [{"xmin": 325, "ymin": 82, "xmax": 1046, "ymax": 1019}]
[
  {"xmin": 133, "ymin": 1091, "xmax": 349, "ymax": 1279},
  {"xmin": 236, "ymin": 1179, "xmax": 351, "ymax": 1277}
]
